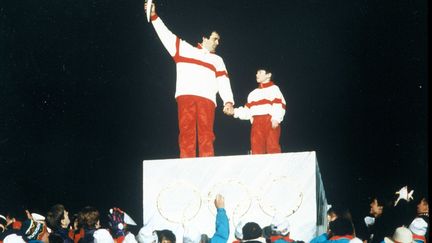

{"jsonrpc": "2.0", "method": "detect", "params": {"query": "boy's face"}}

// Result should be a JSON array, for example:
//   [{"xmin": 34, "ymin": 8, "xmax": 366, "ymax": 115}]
[{"xmin": 256, "ymin": 70, "xmax": 271, "ymax": 83}]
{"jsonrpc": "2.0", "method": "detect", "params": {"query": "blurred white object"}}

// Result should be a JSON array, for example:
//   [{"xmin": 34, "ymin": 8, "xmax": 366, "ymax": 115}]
[
  {"xmin": 146, "ymin": 0, "xmax": 153, "ymax": 22},
  {"xmin": 394, "ymin": 186, "xmax": 414, "ymax": 206},
  {"xmin": 364, "ymin": 216, "xmax": 375, "ymax": 227},
  {"xmin": 31, "ymin": 213, "xmax": 45, "ymax": 223},
  {"xmin": 3, "ymin": 234, "xmax": 26, "ymax": 243},
  {"xmin": 124, "ymin": 211, "xmax": 137, "ymax": 226},
  {"xmin": 93, "ymin": 228, "xmax": 115, "ymax": 243}
]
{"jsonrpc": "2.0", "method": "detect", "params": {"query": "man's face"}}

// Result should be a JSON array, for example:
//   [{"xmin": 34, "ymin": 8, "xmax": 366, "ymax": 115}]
[
  {"xmin": 417, "ymin": 198, "xmax": 429, "ymax": 214},
  {"xmin": 202, "ymin": 32, "xmax": 220, "ymax": 53},
  {"xmin": 369, "ymin": 199, "xmax": 383, "ymax": 217},
  {"xmin": 256, "ymin": 70, "xmax": 271, "ymax": 83}
]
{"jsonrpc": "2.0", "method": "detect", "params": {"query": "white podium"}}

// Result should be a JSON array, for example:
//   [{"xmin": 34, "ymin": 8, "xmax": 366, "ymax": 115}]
[{"xmin": 143, "ymin": 152, "xmax": 328, "ymax": 243}]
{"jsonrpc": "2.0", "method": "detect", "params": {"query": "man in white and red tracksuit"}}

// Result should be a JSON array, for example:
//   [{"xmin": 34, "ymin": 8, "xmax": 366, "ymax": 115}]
[
  {"xmin": 233, "ymin": 68, "xmax": 286, "ymax": 154},
  {"xmin": 145, "ymin": 3, "xmax": 235, "ymax": 158}
]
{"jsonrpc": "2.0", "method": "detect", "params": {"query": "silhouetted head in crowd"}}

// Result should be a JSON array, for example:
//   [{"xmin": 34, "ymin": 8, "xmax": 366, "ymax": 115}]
[
  {"xmin": 329, "ymin": 217, "xmax": 354, "ymax": 237},
  {"xmin": 156, "ymin": 229, "xmax": 176, "ymax": 243},
  {"xmin": 369, "ymin": 194, "xmax": 393, "ymax": 218},
  {"xmin": 242, "ymin": 222, "xmax": 263, "ymax": 240},
  {"xmin": 416, "ymin": 197, "xmax": 429, "ymax": 216},
  {"xmin": 46, "ymin": 204, "xmax": 70, "ymax": 231},
  {"xmin": 199, "ymin": 234, "xmax": 210, "ymax": 243},
  {"xmin": 78, "ymin": 206, "xmax": 100, "ymax": 229},
  {"xmin": 327, "ymin": 205, "xmax": 353, "ymax": 222}
]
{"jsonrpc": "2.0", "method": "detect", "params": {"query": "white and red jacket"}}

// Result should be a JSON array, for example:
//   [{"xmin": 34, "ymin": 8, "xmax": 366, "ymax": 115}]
[
  {"xmin": 234, "ymin": 81, "xmax": 286, "ymax": 123},
  {"xmin": 151, "ymin": 15, "xmax": 234, "ymax": 106}
]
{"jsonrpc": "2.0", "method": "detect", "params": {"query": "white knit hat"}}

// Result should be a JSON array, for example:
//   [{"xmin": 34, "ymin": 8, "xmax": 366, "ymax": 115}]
[
  {"xmin": 124, "ymin": 212, "xmax": 137, "ymax": 226},
  {"xmin": 271, "ymin": 216, "xmax": 291, "ymax": 235},
  {"xmin": 137, "ymin": 226, "xmax": 158, "ymax": 243},
  {"xmin": 384, "ymin": 227, "xmax": 414, "ymax": 243},
  {"xmin": 31, "ymin": 213, "xmax": 45, "ymax": 223},
  {"xmin": 183, "ymin": 226, "xmax": 201, "ymax": 243},
  {"xmin": 3, "ymin": 234, "xmax": 27, "ymax": 243},
  {"xmin": 234, "ymin": 220, "xmax": 246, "ymax": 240},
  {"xmin": 349, "ymin": 237, "xmax": 363, "ymax": 243},
  {"xmin": 409, "ymin": 218, "xmax": 428, "ymax": 236},
  {"xmin": 271, "ymin": 216, "xmax": 290, "ymax": 236},
  {"xmin": 93, "ymin": 228, "xmax": 115, "ymax": 243}
]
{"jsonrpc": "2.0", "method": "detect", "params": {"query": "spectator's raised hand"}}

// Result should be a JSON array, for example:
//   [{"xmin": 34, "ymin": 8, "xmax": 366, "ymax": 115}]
[{"xmin": 214, "ymin": 194, "xmax": 225, "ymax": 209}]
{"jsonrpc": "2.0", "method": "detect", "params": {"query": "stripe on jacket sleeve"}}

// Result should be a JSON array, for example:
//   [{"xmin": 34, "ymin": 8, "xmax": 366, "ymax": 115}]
[
  {"xmin": 216, "ymin": 70, "xmax": 228, "ymax": 77},
  {"xmin": 171, "ymin": 42, "xmax": 226, "ymax": 77}
]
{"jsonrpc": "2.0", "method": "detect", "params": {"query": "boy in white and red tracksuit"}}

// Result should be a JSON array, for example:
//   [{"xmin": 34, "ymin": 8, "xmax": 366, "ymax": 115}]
[
  {"xmin": 146, "ymin": 3, "xmax": 235, "ymax": 158},
  {"xmin": 233, "ymin": 68, "xmax": 286, "ymax": 154}
]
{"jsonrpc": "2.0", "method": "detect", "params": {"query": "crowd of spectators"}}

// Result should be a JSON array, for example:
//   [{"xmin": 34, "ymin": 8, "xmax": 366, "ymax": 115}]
[{"xmin": 1, "ymin": 187, "xmax": 428, "ymax": 243}]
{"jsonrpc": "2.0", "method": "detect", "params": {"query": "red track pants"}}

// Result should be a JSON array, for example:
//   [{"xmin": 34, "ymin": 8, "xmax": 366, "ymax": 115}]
[
  {"xmin": 251, "ymin": 115, "xmax": 281, "ymax": 154},
  {"xmin": 177, "ymin": 95, "xmax": 215, "ymax": 158}
]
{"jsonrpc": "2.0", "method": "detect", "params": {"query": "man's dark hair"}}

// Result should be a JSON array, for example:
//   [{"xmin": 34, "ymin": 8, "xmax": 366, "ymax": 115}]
[
  {"xmin": 202, "ymin": 30, "xmax": 217, "ymax": 39},
  {"xmin": 195, "ymin": 29, "xmax": 219, "ymax": 44}
]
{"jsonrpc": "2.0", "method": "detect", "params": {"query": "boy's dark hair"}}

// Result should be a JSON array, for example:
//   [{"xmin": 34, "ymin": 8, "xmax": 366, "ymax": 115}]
[{"xmin": 257, "ymin": 67, "xmax": 274, "ymax": 80}]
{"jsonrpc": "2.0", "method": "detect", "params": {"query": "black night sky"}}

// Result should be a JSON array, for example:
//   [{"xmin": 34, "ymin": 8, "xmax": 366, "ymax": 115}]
[{"xmin": 0, "ymin": 0, "xmax": 428, "ymax": 229}]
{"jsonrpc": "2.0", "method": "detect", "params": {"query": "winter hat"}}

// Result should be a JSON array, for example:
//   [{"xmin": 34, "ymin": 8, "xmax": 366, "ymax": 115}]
[
  {"xmin": 271, "ymin": 216, "xmax": 290, "ymax": 236},
  {"xmin": 235, "ymin": 220, "xmax": 246, "ymax": 240},
  {"xmin": 21, "ymin": 219, "xmax": 45, "ymax": 240},
  {"xmin": 3, "ymin": 234, "xmax": 27, "ymax": 243},
  {"xmin": 93, "ymin": 228, "xmax": 115, "ymax": 243},
  {"xmin": 262, "ymin": 225, "xmax": 273, "ymax": 239},
  {"xmin": 183, "ymin": 227, "xmax": 201, "ymax": 243},
  {"xmin": 109, "ymin": 208, "xmax": 137, "ymax": 226},
  {"xmin": 384, "ymin": 227, "xmax": 414, "ymax": 243},
  {"xmin": 409, "ymin": 218, "xmax": 428, "ymax": 236},
  {"xmin": 31, "ymin": 213, "xmax": 45, "ymax": 223},
  {"xmin": 349, "ymin": 237, "xmax": 363, "ymax": 243},
  {"xmin": 242, "ymin": 222, "xmax": 262, "ymax": 240},
  {"xmin": 137, "ymin": 226, "xmax": 158, "ymax": 243}
]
